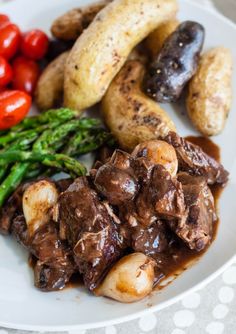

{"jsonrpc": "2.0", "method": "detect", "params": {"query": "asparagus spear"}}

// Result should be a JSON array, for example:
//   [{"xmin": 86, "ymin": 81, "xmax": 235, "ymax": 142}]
[
  {"xmin": 0, "ymin": 125, "xmax": 50, "ymax": 147},
  {"xmin": 33, "ymin": 119, "xmax": 100, "ymax": 153},
  {"xmin": 0, "ymin": 151, "xmax": 86, "ymax": 177},
  {"xmin": 64, "ymin": 129, "xmax": 113, "ymax": 156},
  {"xmin": 0, "ymin": 131, "xmax": 39, "ymax": 182},
  {"xmin": 0, "ymin": 163, "xmax": 29, "ymax": 207},
  {"xmin": 0, "ymin": 117, "xmax": 100, "ymax": 148},
  {"xmin": 10, "ymin": 108, "xmax": 78, "ymax": 132},
  {"xmin": 0, "ymin": 126, "xmax": 54, "ymax": 205},
  {"xmin": 0, "ymin": 118, "xmax": 91, "ymax": 204}
]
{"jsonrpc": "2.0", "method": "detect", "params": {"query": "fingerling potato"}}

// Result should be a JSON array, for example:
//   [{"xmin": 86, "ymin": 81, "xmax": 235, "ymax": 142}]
[
  {"xmin": 145, "ymin": 19, "xmax": 179, "ymax": 58},
  {"xmin": 64, "ymin": 0, "xmax": 178, "ymax": 112},
  {"xmin": 102, "ymin": 60, "xmax": 176, "ymax": 151},
  {"xmin": 144, "ymin": 21, "xmax": 205, "ymax": 103},
  {"xmin": 35, "ymin": 51, "xmax": 69, "ymax": 111},
  {"xmin": 51, "ymin": 1, "xmax": 111, "ymax": 41},
  {"xmin": 187, "ymin": 47, "xmax": 233, "ymax": 136}
]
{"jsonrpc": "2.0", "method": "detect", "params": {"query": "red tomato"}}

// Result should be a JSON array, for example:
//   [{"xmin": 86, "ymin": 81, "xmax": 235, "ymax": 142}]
[
  {"xmin": 12, "ymin": 56, "xmax": 40, "ymax": 95},
  {"xmin": 0, "ymin": 23, "xmax": 21, "ymax": 59},
  {"xmin": 0, "ymin": 14, "xmax": 10, "ymax": 29},
  {"xmin": 0, "ymin": 90, "xmax": 31, "ymax": 129},
  {"xmin": 21, "ymin": 29, "xmax": 49, "ymax": 60},
  {"xmin": 0, "ymin": 56, "xmax": 12, "ymax": 87}
]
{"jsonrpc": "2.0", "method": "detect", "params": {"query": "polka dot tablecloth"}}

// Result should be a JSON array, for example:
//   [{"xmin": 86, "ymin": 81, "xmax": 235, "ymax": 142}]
[
  {"xmin": 0, "ymin": 260, "xmax": 236, "ymax": 334},
  {"xmin": 0, "ymin": 0, "xmax": 235, "ymax": 333}
]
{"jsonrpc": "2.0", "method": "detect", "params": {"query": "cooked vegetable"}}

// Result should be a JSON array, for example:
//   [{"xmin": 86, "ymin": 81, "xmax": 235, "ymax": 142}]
[
  {"xmin": 63, "ymin": 128, "xmax": 113, "ymax": 156},
  {"xmin": 145, "ymin": 19, "xmax": 179, "ymax": 58},
  {"xmin": 51, "ymin": 1, "xmax": 110, "ymax": 41},
  {"xmin": 64, "ymin": 0, "xmax": 178, "ymax": 112},
  {"xmin": 187, "ymin": 47, "xmax": 233, "ymax": 136},
  {"xmin": 102, "ymin": 60, "xmax": 176, "ymax": 151},
  {"xmin": 0, "ymin": 109, "xmax": 96, "ymax": 147},
  {"xmin": 0, "ymin": 90, "xmax": 31, "ymax": 130},
  {"xmin": 35, "ymin": 51, "xmax": 69, "ymax": 110},
  {"xmin": 132, "ymin": 140, "xmax": 178, "ymax": 177},
  {"xmin": 0, "ymin": 130, "xmax": 39, "ymax": 182},
  {"xmin": 23, "ymin": 180, "xmax": 59, "ymax": 237},
  {"xmin": 144, "ymin": 21, "xmax": 205, "ymax": 103},
  {"xmin": 95, "ymin": 253, "xmax": 156, "ymax": 303},
  {"xmin": 0, "ymin": 108, "xmax": 111, "ymax": 207},
  {"xmin": 11, "ymin": 108, "xmax": 78, "ymax": 132},
  {"xmin": 0, "ymin": 151, "xmax": 87, "ymax": 176}
]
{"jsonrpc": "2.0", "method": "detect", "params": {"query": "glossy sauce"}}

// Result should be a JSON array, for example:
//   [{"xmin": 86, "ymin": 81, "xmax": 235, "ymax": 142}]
[
  {"xmin": 154, "ymin": 136, "xmax": 223, "ymax": 290},
  {"xmin": 28, "ymin": 137, "xmax": 224, "ymax": 292}
]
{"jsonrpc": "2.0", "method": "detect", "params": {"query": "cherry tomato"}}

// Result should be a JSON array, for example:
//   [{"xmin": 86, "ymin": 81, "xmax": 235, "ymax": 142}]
[
  {"xmin": 0, "ymin": 14, "xmax": 10, "ymax": 29},
  {"xmin": 12, "ymin": 56, "xmax": 40, "ymax": 95},
  {"xmin": 0, "ymin": 56, "xmax": 12, "ymax": 87},
  {"xmin": 0, "ymin": 90, "xmax": 31, "ymax": 129},
  {"xmin": 21, "ymin": 29, "xmax": 49, "ymax": 60},
  {"xmin": 0, "ymin": 23, "xmax": 21, "ymax": 59}
]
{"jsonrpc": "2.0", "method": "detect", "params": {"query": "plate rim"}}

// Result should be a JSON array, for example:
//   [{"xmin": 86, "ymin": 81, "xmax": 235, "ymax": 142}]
[{"xmin": 0, "ymin": 0, "xmax": 236, "ymax": 331}]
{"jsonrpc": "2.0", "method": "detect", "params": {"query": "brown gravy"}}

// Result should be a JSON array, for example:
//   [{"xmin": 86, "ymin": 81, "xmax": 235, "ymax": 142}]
[
  {"xmin": 28, "ymin": 137, "xmax": 224, "ymax": 292},
  {"xmin": 154, "ymin": 136, "xmax": 223, "ymax": 289}
]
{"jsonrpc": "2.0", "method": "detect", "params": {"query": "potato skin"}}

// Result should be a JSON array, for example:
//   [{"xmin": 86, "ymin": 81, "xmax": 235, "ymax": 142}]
[
  {"xmin": 187, "ymin": 47, "xmax": 233, "ymax": 136},
  {"xmin": 145, "ymin": 19, "xmax": 179, "ymax": 58},
  {"xmin": 64, "ymin": 0, "xmax": 178, "ymax": 112},
  {"xmin": 144, "ymin": 21, "xmax": 205, "ymax": 103},
  {"xmin": 35, "ymin": 51, "xmax": 69, "ymax": 111},
  {"xmin": 51, "ymin": 1, "xmax": 110, "ymax": 41},
  {"xmin": 102, "ymin": 60, "xmax": 176, "ymax": 151}
]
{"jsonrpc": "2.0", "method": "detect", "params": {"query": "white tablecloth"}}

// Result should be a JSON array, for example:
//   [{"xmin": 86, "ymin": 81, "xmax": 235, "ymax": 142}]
[{"xmin": 0, "ymin": 0, "xmax": 235, "ymax": 333}]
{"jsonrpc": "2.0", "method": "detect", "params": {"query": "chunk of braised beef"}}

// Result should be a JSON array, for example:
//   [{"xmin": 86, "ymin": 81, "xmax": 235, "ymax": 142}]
[
  {"xmin": 132, "ymin": 220, "xmax": 170, "ymax": 256},
  {"xmin": 0, "ymin": 182, "xmax": 31, "ymax": 235},
  {"xmin": 124, "ymin": 165, "xmax": 186, "ymax": 228},
  {"xmin": 56, "ymin": 178, "xmax": 73, "ymax": 192},
  {"xmin": 58, "ymin": 177, "xmax": 125, "ymax": 290},
  {"xmin": 169, "ymin": 173, "xmax": 217, "ymax": 251},
  {"xmin": 11, "ymin": 215, "xmax": 29, "ymax": 247},
  {"xmin": 147, "ymin": 165, "xmax": 186, "ymax": 220},
  {"xmin": 12, "ymin": 216, "xmax": 75, "ymax": 291},
  {"xmin": 164, "ymin": 132, "xmax": 229, "ymax": 185},
  {"xmin": 34, "ymin": 261, "xmax": 74, "ymax": 291}
]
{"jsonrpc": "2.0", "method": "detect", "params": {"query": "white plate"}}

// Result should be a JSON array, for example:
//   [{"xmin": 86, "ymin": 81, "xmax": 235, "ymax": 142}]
[{"xmin": 1, "ymin": 0, "xmax": 236, "ymax": 331}]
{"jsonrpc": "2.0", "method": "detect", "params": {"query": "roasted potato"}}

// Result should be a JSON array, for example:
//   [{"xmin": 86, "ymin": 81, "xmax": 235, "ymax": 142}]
[
  {"xmin": 35, "ymin": 46, "xmax": 146, "ymax": 111},
  {"xmin": 144, "ymin": 21, "xmax": 205, "ymax": 103},
  {"xmin": 51, "ymin": 1, "xmax": 111, "ymax": 41},
  {"xmin": 35, "ymin": 51, "xmax": 69, "ymax": 110},
  {"xmin": 132, "ymin": 140, "xmax": 178, "ymax": 177},
  {"xmin": 95, "ymin": 253, "xmax": 156, "ymax": 303},
  {"xmin": 102, "ymin": 60, "xmax": 176, "ymax": 151},
  {"xmin": 187, "ymin": 47, "xmax": 233, "ymax": 136},
  {"xmin": 64, "ymin": 0, "xmax": 178, "ymax": 112},
  {"xmin": 145, "ymin": 19, "xmax": 179, "ymax": 58}
]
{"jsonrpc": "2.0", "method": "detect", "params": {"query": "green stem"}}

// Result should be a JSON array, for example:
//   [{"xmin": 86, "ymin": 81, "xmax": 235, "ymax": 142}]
[
  {"xmin": 0, "ymin": 163, "xmax": 29, "ymax": 207},
  {"xmin": 0, "ymin": 151, "xmax": 86, "ymax": 177},
  {"xmin": 10, "ymin": 108, "xmax": 78, "ymax": 132}
]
